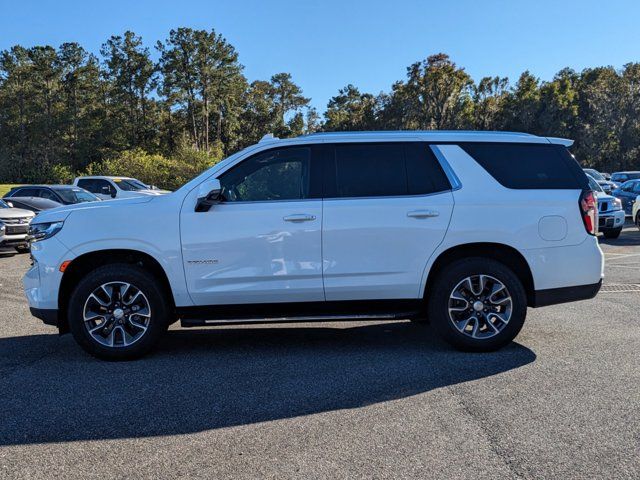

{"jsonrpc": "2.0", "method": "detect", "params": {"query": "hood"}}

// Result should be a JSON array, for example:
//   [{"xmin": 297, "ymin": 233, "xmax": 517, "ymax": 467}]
[
  {"xmin": 33, "ymin": 196, "xmax": 154, "ymax": 224},
  {"xmin": 134, "ymin": 189, "xmax": 167, "ymax": 196},
  {"xmin": 0, "ymin": 207, "xmax": 36, "ymax": 220}
]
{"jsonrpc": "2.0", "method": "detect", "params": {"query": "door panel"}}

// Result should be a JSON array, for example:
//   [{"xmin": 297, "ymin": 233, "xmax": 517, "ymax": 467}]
[
  {"xmin": 322, "ymin": 193, "xmax": 453, "ymax": 300},
  {"xmin": 181, "ymin": 201, "xmax": 323, "ymax": 305},
  {"xmin": 180, "ymin": 145, "xmax": 324, "ymax": 306}
]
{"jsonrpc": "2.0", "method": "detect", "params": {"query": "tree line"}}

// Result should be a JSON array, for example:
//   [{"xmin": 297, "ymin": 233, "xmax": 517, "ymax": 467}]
[{"xmin": 0, "ymin": 28, "xmax": 638, "ymax": 189}]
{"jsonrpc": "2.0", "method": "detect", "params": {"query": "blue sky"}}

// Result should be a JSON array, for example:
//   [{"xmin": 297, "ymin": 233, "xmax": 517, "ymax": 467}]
[{"xmin": 1, "ymin": 0, "xmax": 639, "ymax": 112}]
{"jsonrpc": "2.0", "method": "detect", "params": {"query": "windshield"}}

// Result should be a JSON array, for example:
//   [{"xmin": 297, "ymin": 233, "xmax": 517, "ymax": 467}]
[
  {"xmin": 587, "ymin": 175, "xmax": 604, "ymax": 193},
  {"xmin": 114, "ymin": 178, "xmax": 148, "ymax": 191},
  {"xmin": 584, "ymin": 169, "xmax": 605, "ymax": 181},
  {"xmin": 56, "ymin": 188, "xmax": 100, "ymax": 204}
]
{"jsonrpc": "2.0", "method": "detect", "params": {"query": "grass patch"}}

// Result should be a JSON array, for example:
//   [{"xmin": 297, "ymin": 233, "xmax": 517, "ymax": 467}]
[{"xmin": 0, "ymin": 184, "xmax": 21, "ymax": 197}]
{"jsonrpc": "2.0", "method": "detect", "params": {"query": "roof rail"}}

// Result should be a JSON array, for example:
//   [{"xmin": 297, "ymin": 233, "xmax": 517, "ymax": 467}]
[
  {"xmin": 259, "ymin": 133, "xmax": 279, "ymax": 143},
  {"xmin": 301, "ymin": 130, "xmax": 536, "ymax": 137}
]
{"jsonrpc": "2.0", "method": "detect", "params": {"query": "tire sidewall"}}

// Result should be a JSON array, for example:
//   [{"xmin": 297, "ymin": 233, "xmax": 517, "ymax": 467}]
[
  {"xmin": 428, "ymin": 257, "xmax": 527, "ymax": 351},
  {"xmin": 68, "ymin": 264, "xmax": 169, "ymax": 360}
]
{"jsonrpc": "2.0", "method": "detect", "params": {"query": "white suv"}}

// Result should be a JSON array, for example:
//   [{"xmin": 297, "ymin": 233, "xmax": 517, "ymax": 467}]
[{"xmin": 24, "ymin": 131, "xmax": 604, "ymax": 360}]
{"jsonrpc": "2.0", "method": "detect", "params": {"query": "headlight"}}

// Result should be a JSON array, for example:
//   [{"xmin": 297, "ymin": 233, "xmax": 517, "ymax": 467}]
[
  {"xmin": 28, "ymin": 221, "xmax": 64, "ymax": 242},
  {"xmin": 612, "ymin": 198, "xmax": 622, "ymax": 210},
  {"xmin": 0, "ymin": 222, "xmax": 5, "ymax": 235}
]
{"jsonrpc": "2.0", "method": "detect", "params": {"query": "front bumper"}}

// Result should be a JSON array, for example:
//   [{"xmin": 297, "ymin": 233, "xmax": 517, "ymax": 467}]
[
  {"xmin": 598, "ymin": 210, "xmax": 625, "ymax": 230},
  {"xmin": 29, "ymin": 307, "xmax": 59, "ymax": 326},
  {"xmin": 23, "ymin": 237, "xmax": 72, "ymax": 314},
  {"xmin": 0, "ymin": 233, "xmax": 29, "ymax": 249}
]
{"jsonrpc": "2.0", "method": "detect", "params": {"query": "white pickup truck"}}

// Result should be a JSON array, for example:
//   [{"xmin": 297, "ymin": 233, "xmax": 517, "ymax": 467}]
[{"xmin": 73, "ymin": 176, "xmax": 169, "ymax": 200}]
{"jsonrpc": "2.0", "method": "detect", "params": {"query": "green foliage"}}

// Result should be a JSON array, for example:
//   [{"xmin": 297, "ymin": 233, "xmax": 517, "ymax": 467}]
[
  {"xmin": 90, "ymin": 145, "xmax": 221, "ymax": 190},
  {"xmin": 0, "ymin": 26, "xmax": 638, "ymax": 183}
]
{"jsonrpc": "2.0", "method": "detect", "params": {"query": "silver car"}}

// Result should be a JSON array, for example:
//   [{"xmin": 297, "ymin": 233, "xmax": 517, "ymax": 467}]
[{"xmin": 0, "ymin": 199, "xmax": 35, "ymax": 253}]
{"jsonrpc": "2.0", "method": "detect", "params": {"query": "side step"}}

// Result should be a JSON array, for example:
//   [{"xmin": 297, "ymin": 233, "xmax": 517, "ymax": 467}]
[{"xmin": 176, "ymin": 300, "xmax": 424, "ymax": 328}]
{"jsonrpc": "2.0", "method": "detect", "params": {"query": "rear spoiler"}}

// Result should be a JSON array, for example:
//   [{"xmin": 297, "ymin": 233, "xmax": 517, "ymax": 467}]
[{"xmin": 546, "ymin": 137, "xmax": 574, "ymax": 147}]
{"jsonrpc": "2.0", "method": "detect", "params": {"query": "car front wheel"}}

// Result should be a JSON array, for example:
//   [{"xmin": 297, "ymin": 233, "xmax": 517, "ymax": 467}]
[
  {"xmin": 68, "ymin": 264, "xmax": 169, "ymax": 360},
  {"xmin": 427, "ymin": 257, "xmax": 527, "ymax": 352}
]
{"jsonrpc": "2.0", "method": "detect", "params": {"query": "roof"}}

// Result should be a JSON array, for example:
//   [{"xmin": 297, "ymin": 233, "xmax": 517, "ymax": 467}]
[
  {"xmin": 260, "ymin": 130, "xmax": 572, "ymax": 146},
  {"xmin": 11, "ymin": 184, "xmax": 84, "ymax": 190}
]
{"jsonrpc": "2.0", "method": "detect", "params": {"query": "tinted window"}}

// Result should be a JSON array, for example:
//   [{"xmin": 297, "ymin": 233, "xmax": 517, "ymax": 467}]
[
  {"xmin": 114, "ymin": 179, "xmax": 146, "ymax": 191},
  {"xmin": 11, "ymin": 188, "xmax": 39, "ymax": 197},
  {"xmin": 325, "ymin": 142, "xmax": 450, "ymax": 198},
  {"xmin": 55, "ymin": 188, "xmax": 99, "ymax": 204},
  {"xmin": 38, "ymin": 189, "xmax": 58, "ymax": 201},
  {"xmin": 77, "ymin": 179, "xmax": 97, "ymax": 192},
  {"xmin": 462, "ymin": 143, "xmax": 588, "ymax": 190},
  {"xmin": 220, "ymin": 147, "xmax": 312, "ymax": 202}
]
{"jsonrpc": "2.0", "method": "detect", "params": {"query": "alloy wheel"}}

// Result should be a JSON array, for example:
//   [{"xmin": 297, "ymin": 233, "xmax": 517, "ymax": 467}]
[
  {"xmin": 448, "ymin": 274, "xmax": 513, "ymax": 339},
  {"xmin": 82, "ymin": 281, "xmax": 151, "ymax": 348}
]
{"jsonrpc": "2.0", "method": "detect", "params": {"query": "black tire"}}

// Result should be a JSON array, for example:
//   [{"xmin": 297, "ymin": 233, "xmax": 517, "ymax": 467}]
[
  {"xmin": 636, "ymin": 213, "xmax": 640, "ymax": 231},
  {"xmin": 68, "ymin": 263, "xmax": 170, "ymax": 360},
  {"xmin": 603, "ymin": 227, "xmax": 622, "ymax": 239},
  {"xmin": 427, "ymin": 257, "xmax": 527, "ymax": 352}
]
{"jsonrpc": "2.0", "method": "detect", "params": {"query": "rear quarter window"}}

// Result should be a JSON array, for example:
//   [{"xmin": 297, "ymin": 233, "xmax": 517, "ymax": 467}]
[{"xmin": 461, "ymin": 143, "xmax": 588, "ymax": 190}]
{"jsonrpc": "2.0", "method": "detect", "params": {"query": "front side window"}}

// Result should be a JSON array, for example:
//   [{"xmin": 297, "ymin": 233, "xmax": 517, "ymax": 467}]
[
  {"xmin": 220, "ymin": 147, "xmax": 311, "ymax": 202},
  {"xmin": 38, "ymin": 189, "xmax": 58, "ymax": 201}
]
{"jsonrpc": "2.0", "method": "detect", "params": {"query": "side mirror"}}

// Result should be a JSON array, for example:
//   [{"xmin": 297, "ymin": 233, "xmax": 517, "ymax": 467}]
[
  {"xmin": 6, "ymin": 202, "xmax": 13, "ymax": 208},
  {"xmin": 195, "ymin": 178, "xmax": 222, "ymax": 212},
  {"xmin": 110, "ymin": 190, "xmax": 117, "ymax": 198}
]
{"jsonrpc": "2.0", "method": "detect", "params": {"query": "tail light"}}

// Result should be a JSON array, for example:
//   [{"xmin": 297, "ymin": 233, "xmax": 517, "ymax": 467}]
[{"xmin": 580, "ymin": 190, "xmax": 597, "ymax": 235}]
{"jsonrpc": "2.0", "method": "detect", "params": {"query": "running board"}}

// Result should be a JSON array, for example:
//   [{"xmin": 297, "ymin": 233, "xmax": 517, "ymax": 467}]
[
  {"xmin": 176, "ymin": 299, "xmax": 424, "ymax": 328},
  {"xmin": 180, "ymin": 313, "xmax": 415, "ymax": 328}
]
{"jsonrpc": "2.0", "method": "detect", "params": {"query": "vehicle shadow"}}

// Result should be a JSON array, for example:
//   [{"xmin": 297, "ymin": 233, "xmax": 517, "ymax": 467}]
[
  {"xmin": 598, "ymin": 223, "xmax": 640, "ymax": 246},
  {"xmin": 0, "ymin": 322, "xmax": 536, "ymax": 446}
]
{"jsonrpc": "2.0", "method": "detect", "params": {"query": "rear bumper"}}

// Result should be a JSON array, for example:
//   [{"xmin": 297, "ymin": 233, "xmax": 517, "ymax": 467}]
[
  {"xmin": 531, "ymin": 280, "xmax": 602, "ymax": 307},
  {"xmin": 30, "ymin": 307, "xmax": 59, "ymax": 326}
]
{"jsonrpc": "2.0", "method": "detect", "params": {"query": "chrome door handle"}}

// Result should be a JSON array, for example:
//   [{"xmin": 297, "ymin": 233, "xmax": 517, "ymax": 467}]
[
  {"xmin": 283, "ymin": 214, "xmax": 316, "ymax": 222},
  {"xmin": 407, "ymin": 210, "xmax": 439, "ymax": 218}
]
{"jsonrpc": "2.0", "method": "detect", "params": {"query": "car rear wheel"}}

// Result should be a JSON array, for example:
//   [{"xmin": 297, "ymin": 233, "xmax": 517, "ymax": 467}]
[
  {"xmin": 68, "ymin": 264, "xmax": 169, "ymax": 360},
  {"xmin": 427, "ymin": 257, "xmax": 527, "ymax": 352},
  {"xmin": 636, "ymin": 212, "xmax": 640, "ymax": 231}
]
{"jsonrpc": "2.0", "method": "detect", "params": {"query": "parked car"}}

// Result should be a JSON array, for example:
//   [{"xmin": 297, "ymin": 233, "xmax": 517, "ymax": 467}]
[
  {"xmin": 73, "ymin": 176, "xmax": 170, "ymax": 200},
  {"xmin": 586, "ymin": 174, "xmax": 625, "ymax": 238},
  {"xmin": 5, "ymin": 185, "xmax": 100, "ymax": 205},
  {"xmin": 610, "ymin": 171, "xmax": 640, "ymax": 184},
  {"xmin": 5, "ymin": 197, "xmax": 62, "ymax": 213},
  {"xmin": 633, "ymin": 195, "xmax": 640, "ymax": 230},
  {"xmin": 583, "ymin": 168, "xmax": 617, "ymax": 194},
  {"xmin": 24, "ymin": 131, "xmax": 603, "ymax": 360},
  {"xmin": 0, "ymin": 199, "xmax": 35, "ymax": 253},
  {"xmin": 611, "ymin": 179, "xmax": 640, "ymax": 216}
]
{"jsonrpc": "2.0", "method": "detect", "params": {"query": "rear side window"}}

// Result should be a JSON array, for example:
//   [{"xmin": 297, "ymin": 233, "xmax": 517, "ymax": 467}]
[
  {"xmin": 324, "ymin": 142, "xmax": 451, "ymax": 198},
  {"xmin": 12, "ymin": 188, "xmax": 39, "ymax": 197},
  {"xmin": 461, "ymin": 143, "xmax": 588, "ymax": 190}
]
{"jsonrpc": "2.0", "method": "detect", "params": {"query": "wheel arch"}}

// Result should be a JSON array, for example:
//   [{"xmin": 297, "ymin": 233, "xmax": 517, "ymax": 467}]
[
  {"xmin": 424, "ymin": 242, "xmax": 536, "ymax": 306},
  {"xmin": 58, "ymin": 249, "xmax": 176, "ymax": 333}
]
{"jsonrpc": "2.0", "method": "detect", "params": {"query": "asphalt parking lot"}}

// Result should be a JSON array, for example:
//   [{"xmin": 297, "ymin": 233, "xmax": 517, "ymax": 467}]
[{"xmin": 0, "ymin": 225, "xmax": 639, "ymax": 479}]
